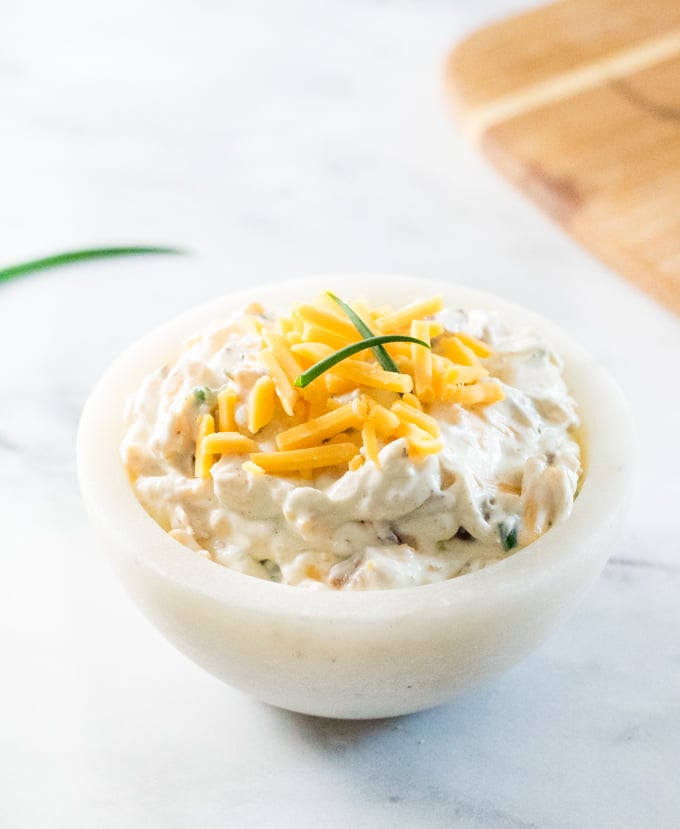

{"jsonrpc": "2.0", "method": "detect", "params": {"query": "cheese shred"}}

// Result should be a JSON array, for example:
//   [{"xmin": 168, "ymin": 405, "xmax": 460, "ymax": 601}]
[{"xmin": 250, "ymin": 443, "xmax": 360, "ymax": 473}]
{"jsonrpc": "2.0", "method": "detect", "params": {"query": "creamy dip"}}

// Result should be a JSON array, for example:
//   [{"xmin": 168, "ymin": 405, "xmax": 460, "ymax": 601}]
[{"xmin": 121, "ymin": 303, "xmax": 581, "ymax": 590}]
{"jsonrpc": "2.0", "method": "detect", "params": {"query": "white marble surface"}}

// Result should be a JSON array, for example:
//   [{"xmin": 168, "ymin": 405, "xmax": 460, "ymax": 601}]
[{"xmin": 1, "ymin": 0, "xmax": 679, "ymax": 826}]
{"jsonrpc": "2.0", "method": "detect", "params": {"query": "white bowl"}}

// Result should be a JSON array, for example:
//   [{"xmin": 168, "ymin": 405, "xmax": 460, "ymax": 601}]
[{"xmin": 77, "ymin": 275, "xmax": 633, "ymax": 719}]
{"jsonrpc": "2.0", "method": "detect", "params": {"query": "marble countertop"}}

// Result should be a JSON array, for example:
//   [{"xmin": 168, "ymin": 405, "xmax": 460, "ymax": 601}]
[{"xmin": 1, "ymin": 0, "xmax": 678, "ymax": 826}]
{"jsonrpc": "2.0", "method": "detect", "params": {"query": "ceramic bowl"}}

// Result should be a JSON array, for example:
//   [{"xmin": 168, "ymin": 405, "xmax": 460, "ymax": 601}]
[{"xmin": 77, "ymin": 275, "xmax": 633, "ymax": 719}]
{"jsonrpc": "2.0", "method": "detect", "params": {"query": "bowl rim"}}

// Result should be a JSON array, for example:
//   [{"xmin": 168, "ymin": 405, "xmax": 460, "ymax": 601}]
[{"xmin": 77, "ymin": 274, "xmax": 634, "ymax": 621}]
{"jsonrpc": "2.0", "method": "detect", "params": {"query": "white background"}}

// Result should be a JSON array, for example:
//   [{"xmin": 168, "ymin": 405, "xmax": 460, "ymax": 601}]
[{"xmin": 1, "ymin": 1, "xmax": 678, "ymax": 827}]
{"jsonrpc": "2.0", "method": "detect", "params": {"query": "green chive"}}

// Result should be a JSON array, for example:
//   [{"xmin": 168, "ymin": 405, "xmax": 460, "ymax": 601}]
[
  {"xmin": 294, "ymin": 335, "xmax": 430, "ymax": 388},
  {"xmin": 326, "ymin": 291, "xmax": 400, "ymax": 374},
  {"xmin": 193, "ymin": 385, "xmax": 216, "ymax": 405},
  {"xmin": 0, "ymin": 246, "xmax": 185, "ymax": 283},
  {"xmin": 499, "ymin": 523, "xmax": 519, "ymax": 552}
]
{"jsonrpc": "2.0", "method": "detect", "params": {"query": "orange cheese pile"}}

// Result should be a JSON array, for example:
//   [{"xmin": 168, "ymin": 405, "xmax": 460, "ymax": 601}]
[{"xmin": 194, "ymin": 294, "xmax": 504, "ymax": 478}]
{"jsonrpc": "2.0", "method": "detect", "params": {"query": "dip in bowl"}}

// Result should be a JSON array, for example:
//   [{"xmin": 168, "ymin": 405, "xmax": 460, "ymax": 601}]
[{"xmin": 77, "ymin": 275, "xmax": 633, "ymax": 719}]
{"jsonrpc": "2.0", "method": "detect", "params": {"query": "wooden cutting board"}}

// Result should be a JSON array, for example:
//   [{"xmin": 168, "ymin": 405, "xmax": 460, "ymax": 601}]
[{"xmin": 446, "ymin": 0, "xmax": 680, "ymax": 315}]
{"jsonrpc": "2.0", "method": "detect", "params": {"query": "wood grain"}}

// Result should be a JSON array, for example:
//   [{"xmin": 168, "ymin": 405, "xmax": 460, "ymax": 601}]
[{"xmin": 447, "ymin": 0, "xmax": 680, "ymax": 315}]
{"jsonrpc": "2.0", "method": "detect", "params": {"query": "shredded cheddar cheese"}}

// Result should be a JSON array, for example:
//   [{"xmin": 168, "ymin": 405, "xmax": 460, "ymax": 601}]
[
  {"xmin": 247, "ymin": 375, "xmax": 276, "ymax": 433},
  {"xmin": 411, "ymin": 319, "xmax": 433, "ymax": 400},
  {"xmin": 361, "ymin": 419, "xmax": 380, "ymax": 467},
  {"xmin": 455, "ymin": 330, "xmax": 494, "ymax": 358},
  {"xmin": 348, "ymin": 454, "xmax": 364, "ymax": 472},
  {"xmin": 392, "ymin": 400, "xmax": 439, "ymax": 438},
  {"xmin": 250, "ymin": 443, "xmax": 360, "ymax": 473},
  {"xmin": 375, "ymin": 296, "xmax": 444, "ymax": 333},
  {"xmin": 192, "ymin": 293, "xmax": 505, "ymax": 479},
  {"xmin": 242, "ymin": 460, "xmax": 265, "ymax": 476},
  {"xmin": 260, "ymin": 329, "xmax": 303, "ymax": 384},
  {"xmin": 290, "ymin": 342, "xmax": 334, "ymax": 366},
  {"xmin": 331, "ymin": 359, "xmax": 413, "ymax": 394},
  {"xmin": 294, "ymin": 304, "xmax": 359, "ymax": 342},
  {"xmin": 440, "ymin": 335, "xmax": 480, "ymax": 367},
  {"xmin": 217, "ymin": 385, "xmax": 238, "ymax": 432},
  {"xmin": 368, "ymin": 403, "xmax": 400, "ymax": 437},
  {"xmin": 195, "ymin": 413, "xmax": 216, "ymax": 478},
  {"xmin": 445, "ymin": 381, "xmax": 505, "ymax": 406},
  {"xmin": 396, "ymin": 422, "xmax": 444, "ymax": 457},
  {"xmin": 202, "ymin": 432, "xmax": 259, "ymax": 455},
  {"xmin": 258, "ymin": 349, "xmax": 298, "ymax": 416},
  {"xmin": 276, "ymin": 400, "xmax": 365, "ymax": 450}
]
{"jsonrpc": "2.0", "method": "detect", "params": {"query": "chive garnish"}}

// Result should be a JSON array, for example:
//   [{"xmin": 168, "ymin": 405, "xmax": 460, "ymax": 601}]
[
  {"xmin": 294, "ymin": 335, "xmax": 430, "ymax": 388},
  {"xmin": 0, "ymin": 246, "xmax": 185, "ymax": 283},
  {"xmin": 499, "ymin": 523, "xmax": 518, "ymax": 552},
  {"xmin": 193, "ymin": 385, "xmax": 216, "ymax": 404},
  {"xmin": 326, "ymin": 291, "xmax": 400, "ymax": 374}
]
